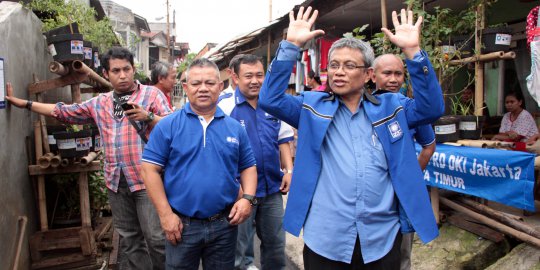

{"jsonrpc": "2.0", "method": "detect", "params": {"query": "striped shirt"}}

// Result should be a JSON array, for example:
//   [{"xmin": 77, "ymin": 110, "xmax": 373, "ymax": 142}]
[{"xmin": 52, "ymin": 83, "xmax": 172, "ymax": 192}]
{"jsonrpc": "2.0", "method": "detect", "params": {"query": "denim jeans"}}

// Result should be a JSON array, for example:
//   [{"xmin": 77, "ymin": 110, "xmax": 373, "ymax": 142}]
[
  {"xmin": 235, "ymin": 192, "xmax": 286, "ymax": 270},
  {"xmin": 165, "ymin": 215, "xmax": 238, "ymax": 270},
  {"xmin": 108, "ymin": 177, "xmax": 165, "ymax": 270}
]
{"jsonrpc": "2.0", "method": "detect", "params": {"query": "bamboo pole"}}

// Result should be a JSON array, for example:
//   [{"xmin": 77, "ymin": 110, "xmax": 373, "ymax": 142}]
[
  {"xmin": 37, "ymin": 153, "xmax": 54, "ymax": 169},
  {"xmin": 449, "ymin": 51, "xmax": 504, "ymax": 65},
  {"xmin": 60, "ymin": 158, "xmax": 70, "ymax": 167},
  {"xmin": 50, "ymin": 155, "xmax": 61, "ymax": 168},
  {"xmin": 48, "ymin": 61, "xmax": 69, "ymax": 76},
  {"xmin": 456, "ymin": 139, "xmax": 498, "ymax": 148},
  {"xmin": 34, "ymin": 121, "xmax": 48, "ymax": 231},
  {"xmin": 11, "ymin": 216, "xmax": 27, "ymax": 270},
  {"xmin": 502, "ymin": 51, "xmax": 516, "ymax": 60},
  {"xmin": 458, "ymin": 197, "xmax": 540, "ymax": 239},
  {"xmin": 440, "ymin": 197, "xmax": 540, "ymax": 248},
  {"xmin": 381, "ymin": 0, "xmax": 388, "ymax": 53},
  {"xmin": 71, "ymin": 60, "xmax": 112, "ymax": 89},
  {"xmin": 80, "ymin": 151, "xmax": 99, "ymax": 166},
  {"xmin": 474, "ymin": 4, "xmax": 485, "ymax": 117}
]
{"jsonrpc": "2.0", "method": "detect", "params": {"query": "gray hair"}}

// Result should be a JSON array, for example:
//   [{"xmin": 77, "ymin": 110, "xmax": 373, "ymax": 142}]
[
  {"xmin": 185, "ymin": 58, "xmax": 221, "ymax": 81},
  {"xmin": 328, "ymin": 38, "xmax": 375, "ymax": 68},
  {"xmin": 372, "ymin": 54, "xmax": 403, "ymax": 71},
  {"xmin": 150, "ymin": 61, "xmax": 173, "ymax": 85}
]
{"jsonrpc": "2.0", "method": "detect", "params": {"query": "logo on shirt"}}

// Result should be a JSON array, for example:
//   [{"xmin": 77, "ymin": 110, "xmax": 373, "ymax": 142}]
[
  {"xmin": 239, "ymin": 120, "xmax": 246, "ymax": 127},
  {"xmin": 226, "ymin": 136, "xmax": 239, "ymax": 145},
  {"xmin": 388, "ymin": 121, "xmax": 402, "ymax": 139}
]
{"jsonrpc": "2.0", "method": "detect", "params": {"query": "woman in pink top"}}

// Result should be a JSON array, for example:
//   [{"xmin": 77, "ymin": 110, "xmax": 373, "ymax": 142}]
[{"xmin": 493, "ymin": 91, "xmax": 539, "ymax": 142}]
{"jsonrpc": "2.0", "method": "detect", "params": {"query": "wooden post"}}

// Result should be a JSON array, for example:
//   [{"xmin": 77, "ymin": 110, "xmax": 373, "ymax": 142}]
[
  {"xmin": 380, "ymin": 0, "xmax": 388, "ymax": 52},
  {"xmin": 430, "ymin": 187, "xmax": 440, "ymax": 224},
  {"xmin": 267, "ymin": 0, "xmax": 272, "ymax": 68},
  {"xmin": 34, "ymin": 121, "xmax": 48, "ymax": 231},
  {"xmin": 71, "ymin": 84, "xmax": 81, "ymax": 104},
  {"xmin": 33, "ymin": 74, "xmax": 50, "ymax": 154},
  {"xmin": 79, "ymin": 172, "xmax": 91, "ymax": 228}
]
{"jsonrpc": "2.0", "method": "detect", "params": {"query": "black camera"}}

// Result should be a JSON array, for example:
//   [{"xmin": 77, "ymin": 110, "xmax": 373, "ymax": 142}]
[{"xmin": 120, "ymin": 102, "xmax": 135, "ymax": 111}]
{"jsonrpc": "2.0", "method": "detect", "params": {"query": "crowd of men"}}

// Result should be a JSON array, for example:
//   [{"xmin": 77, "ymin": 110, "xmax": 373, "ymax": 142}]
[{"xmin": 5, "ymin": 6, "xmax": 444, "ymax": 270}]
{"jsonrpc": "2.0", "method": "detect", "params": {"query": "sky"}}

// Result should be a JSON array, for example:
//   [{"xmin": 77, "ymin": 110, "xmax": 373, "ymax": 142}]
[{"xmin": 110, "ymin": 0, "xmax": 304, "ymax": 53}]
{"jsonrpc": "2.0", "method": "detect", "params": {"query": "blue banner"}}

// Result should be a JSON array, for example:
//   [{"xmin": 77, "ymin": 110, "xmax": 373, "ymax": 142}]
[{"xmin": 416, "ymin": 143, "xmax": 536, "ymax": 211}]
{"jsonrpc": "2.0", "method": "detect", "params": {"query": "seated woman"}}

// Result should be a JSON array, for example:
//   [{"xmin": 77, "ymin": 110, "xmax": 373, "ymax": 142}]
[{"xmin": 492, "ymin": 91, "xmax": 539, "ymax": 142}]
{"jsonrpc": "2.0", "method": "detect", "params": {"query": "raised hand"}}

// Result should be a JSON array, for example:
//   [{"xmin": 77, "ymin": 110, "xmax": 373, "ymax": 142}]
[
  {"xmin": 287, "ymin": 6, "xmax": 325, "ymax": 48},
  {"xmin": 381, "ymin": 9, "xmax": 423, "ymax": 59}
]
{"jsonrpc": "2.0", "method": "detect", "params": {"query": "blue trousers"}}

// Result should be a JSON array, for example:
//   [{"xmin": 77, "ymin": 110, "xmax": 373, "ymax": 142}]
[
  {"xmin": 235, "ymin": 192, "xmax": 286, "ymax": 270},
  {"xmin": 166, "ymin": 216, "xmax": 238, "ymax": 270}
]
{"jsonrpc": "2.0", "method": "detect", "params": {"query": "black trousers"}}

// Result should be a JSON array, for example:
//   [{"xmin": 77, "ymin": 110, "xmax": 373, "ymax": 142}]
[{"xmin": 303, "ymin": 233, "xmax": 402, "ymax": 270}]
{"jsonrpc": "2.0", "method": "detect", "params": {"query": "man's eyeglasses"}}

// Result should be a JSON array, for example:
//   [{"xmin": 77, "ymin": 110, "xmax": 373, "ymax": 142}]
[{"xmin": 328, "ymin": 62, "xmax": 367, "ymax": 72}]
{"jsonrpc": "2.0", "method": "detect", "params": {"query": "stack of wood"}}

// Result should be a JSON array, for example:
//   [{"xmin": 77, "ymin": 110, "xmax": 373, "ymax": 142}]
[{"xmin": 440, "ymin": 196, "xmax": 540, "ymax": 248}]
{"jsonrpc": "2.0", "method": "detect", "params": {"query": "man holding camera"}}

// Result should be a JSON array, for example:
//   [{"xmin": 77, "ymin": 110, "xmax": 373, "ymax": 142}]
[{"xmin": 5, "ymin": 47, "xmax": 172, "ymax": 270}]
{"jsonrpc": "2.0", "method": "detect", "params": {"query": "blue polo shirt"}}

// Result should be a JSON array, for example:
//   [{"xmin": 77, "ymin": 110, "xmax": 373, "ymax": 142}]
[
  {"xmin": 142, "ymin": 104, "xmax": 256, "ymax": 218},
  {"xmin": 219, "ymin": 88, "xmax": 294, "ymax": 197}
]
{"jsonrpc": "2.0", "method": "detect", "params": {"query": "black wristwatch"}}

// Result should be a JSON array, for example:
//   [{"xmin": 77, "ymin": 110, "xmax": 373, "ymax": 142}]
[{"xmin": 242, "ymin": 194, "xmax": 258, "ymax": 206}]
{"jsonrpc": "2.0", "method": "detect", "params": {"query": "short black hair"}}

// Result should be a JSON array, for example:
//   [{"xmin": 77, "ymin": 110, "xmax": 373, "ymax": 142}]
[
  {"xmin": 506, "ymin": 90, "xmax": 526, "ymax": 108},
  {"xmin": 308, "ymin": 70, "xmax": 322, "ymax": 85},
  {"xmin": 101, "ymin": 47, "xmax": 134, "ymax": 71},
  {"xmin": 233, "ymin": 54, "xmax": 263, "ymax": 75}
]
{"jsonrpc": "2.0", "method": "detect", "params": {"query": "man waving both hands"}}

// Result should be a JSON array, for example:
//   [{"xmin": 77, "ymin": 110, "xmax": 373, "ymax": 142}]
[{"xmin": 259, "ymin": 7, "xmax": 444, "ymax": 270}]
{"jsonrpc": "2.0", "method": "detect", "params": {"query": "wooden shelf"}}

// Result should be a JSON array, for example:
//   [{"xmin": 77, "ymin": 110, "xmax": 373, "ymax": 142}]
[{"xmin": 28, "ymin": 161, "xmax": 101, "ymax": 176}]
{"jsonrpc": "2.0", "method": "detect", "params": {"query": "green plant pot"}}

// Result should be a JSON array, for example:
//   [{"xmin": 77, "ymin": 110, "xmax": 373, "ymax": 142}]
[{"xmin": 433, "ymin": 115, "xmax": 460, "ymax": 143}]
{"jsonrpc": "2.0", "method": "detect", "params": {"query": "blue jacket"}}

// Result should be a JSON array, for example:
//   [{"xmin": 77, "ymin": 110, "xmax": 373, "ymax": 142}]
[{"xmin": 259, "ymin": 51, "xmax": 443, "ymax": 244}]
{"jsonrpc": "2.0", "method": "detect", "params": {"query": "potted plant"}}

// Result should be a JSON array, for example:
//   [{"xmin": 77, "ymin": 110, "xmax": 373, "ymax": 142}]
[
  {"xmin": 25, "ymin": 0, "xmax": 117, "ymax": 60},
  {"xmin": 52, "ymin": 125, "xmax": 92, "ymax": 158},
  {"xmin": 448, "ymin": 94, "xmax": 486, "ymax": 140}
]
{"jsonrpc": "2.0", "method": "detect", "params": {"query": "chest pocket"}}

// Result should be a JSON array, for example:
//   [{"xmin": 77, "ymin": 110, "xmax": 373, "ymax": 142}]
[
  {"xmin": 264, "ymin": 113, "xmax": 281, "ymax": 136},
  {"xmin": 386, "ymin": 120, "xmax": 404, "ymax": 143}
]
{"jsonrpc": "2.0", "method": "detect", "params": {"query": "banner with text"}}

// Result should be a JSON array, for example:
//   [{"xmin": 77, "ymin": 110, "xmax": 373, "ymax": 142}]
[{"xmin": 416, "ymin": 143, "xmax": 536, "ymax": 211}]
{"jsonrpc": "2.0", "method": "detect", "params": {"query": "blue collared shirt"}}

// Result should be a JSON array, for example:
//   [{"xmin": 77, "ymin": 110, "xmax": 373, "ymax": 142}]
[
  {"xmin": 303, "ymin": 99, "xmax": 400, "ymax": 264},
  {"xmin": 276, "ymin": 40, "xmax": 426, "ymax": 263},
  {"xmin": 142, "ymin": 104, "xmax": 256, "ymax": 218},
  {"xmin": 219, "ymin": 88, "xmax": 294, "ymax": 197}
]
